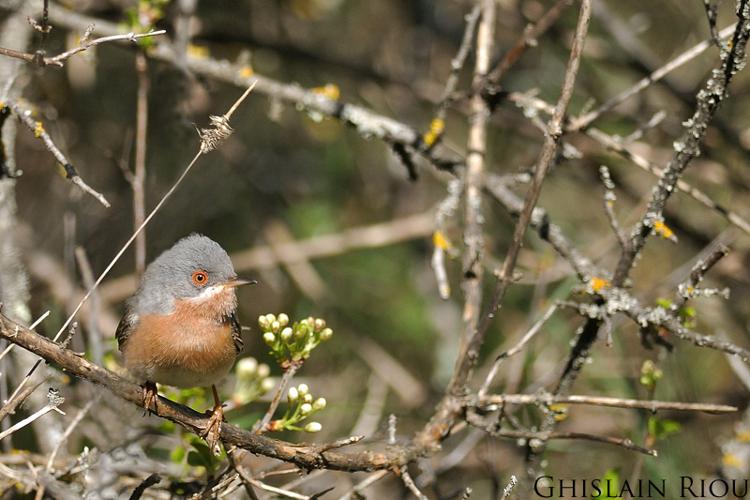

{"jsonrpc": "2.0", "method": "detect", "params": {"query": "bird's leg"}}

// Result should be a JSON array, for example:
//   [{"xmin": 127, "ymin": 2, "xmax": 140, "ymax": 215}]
[
  {"xmin": 142, "ymin": 381, "xmax": 159, "ymax": 415},
  {"xmin": 202, "ymin": 385, "xmax": 225, "ymax": 454}
]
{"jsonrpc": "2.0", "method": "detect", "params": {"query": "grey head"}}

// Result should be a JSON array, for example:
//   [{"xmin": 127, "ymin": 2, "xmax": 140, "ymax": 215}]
[{"xmin": 130, "ymin": 234, "xmax": 239, "ymax": 315}]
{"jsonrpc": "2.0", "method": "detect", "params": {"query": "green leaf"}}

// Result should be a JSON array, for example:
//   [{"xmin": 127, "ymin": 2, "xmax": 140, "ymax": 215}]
[
  {"xmin": 647, "ymin": 416, "xmax": 681, "ymax": 440},
  {"xmin": 170, "ymin": 445, "xmax": 186, "ymax": 464}
]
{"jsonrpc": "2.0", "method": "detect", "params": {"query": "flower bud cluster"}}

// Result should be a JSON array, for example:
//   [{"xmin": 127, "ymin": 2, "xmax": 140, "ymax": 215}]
[
  {"xmin": 259, "ymin": 313, "xmax": 333, "ymax": 366},
  {"xmin": 269, "ymin": 383, "xmax": 326, "ymax": 433}
]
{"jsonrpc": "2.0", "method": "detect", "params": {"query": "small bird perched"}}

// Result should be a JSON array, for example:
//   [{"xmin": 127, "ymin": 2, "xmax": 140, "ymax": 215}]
[{"xmin": 116, "ymin": 234, "xmax": 254, "ymax": 449}]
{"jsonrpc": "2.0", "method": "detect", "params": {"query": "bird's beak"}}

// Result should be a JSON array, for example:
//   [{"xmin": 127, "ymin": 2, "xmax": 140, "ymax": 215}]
[{"xmin": 223, "ymin": 276, "xmax": 258, "ymax": 288}]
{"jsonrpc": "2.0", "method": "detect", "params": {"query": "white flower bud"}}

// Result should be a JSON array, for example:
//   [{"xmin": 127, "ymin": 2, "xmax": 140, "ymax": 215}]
[
  {"xmin": 303, "ymin": 393, "xmax": 313, "ymax": 403},
  {"xmin": 319, "ymin": 328, "xmax": 333, "ymax": 341},
  {"xmin": 271, "ymin": 320, "xmax": 280, "ymax": 333},
  {"xmin": 278, "ymin": 313, "xmax": 289, "ymax": 327},
  {"xmin": 297, "ymin": 383, "xmax": 309, "ymax": 396},
  {"xmin": 263, "ymin": 332, "xmax": 275, "ymax": 345},
  {"xmin": 281, "ymin": 327, "xmax": 293, "ymax": 341},
  {"xmin": 261, "ymin": 378, "xmax": 275, "ymax": 393},
  {"xmin": 287, "ymin": 387, "xmax": 299, "ymax": 402},
  {"xmin": 265, "ymin": 313, "xmax": 276, "ymax": 325},
  {"xmin": 258, "ymin": 315, "xmax": 269, "ymax": 329},
  {"xmin": 236, "ymin": 357, "xmax": 258, "ymax": 377},
  {"xmin": 304, "ymin": 422, "xmax": 322, "ymax": 433},
  {"xmin": 313, "ymin": 397, "xmax": 326, "ymax": 411},
  {"xmin": 300, "ymin": 403, "xmax": 312, "ymax": 415},
  {"xmin": 257, "ymin": 363, "xmax": 270, "ymax": 379},
  {"xmin": 314, "ymin": 318, "xmax": 326, "ymax": 332}
]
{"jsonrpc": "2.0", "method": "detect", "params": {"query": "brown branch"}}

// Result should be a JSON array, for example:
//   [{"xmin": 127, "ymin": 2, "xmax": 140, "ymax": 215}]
[
  {"xmin": 458, "ymin": 0, "xmax": 496, "ymax": 393},
  {"xmin": 484, "ymin": 0, "xmax": 573, "ymax": 89},
  {"xmin": 0, "ymin": 313, "xmax": 415, "ymax": 472},
  {"xmin": 0, "ymin": 29, "xmax": 165, "ymax": 67},
  {"xmin": 478, "ymin": 393, "xmax": 737, "ymax": 413}
]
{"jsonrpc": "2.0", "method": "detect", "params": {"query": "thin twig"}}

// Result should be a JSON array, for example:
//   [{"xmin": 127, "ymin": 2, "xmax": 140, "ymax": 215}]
[
  {"xmin": 246, "ymin": 477, "xmax": 308, "ymax": 499},
  {"xmin": 568, "ymin": 24, "xmax": 737, "ymax": 131},
  {"xmin": 478, "ymin": 393, "xmax": 737, "ymax": 413},
  {"xmin": 478, "ymin": 303, "xmax": 558, "ymax": 397},
  {"xmin": 254, "ymin": 363, "xmax": 299, "ymax": 434},
  {"xmin": 485, "ymin": 0, "xmax": 573, "ymax": 88},
  {"xmin": 0, "ymin": 390, "xmax": 64, "ymax": 442},
  {"xmin": 73, "ymin": 248, "xmax": 103, "ymax": 364},
  {"xmin": 4, "ymin": 99, "xmax": 110, "ymax": 207},
  {"xmin": 400, "ymin": 467, "xmax": 428, "ymax": 500},
  {"xmin": 0, "ymin": 29, "xmax": 166, "ymax": 67},
  {"xmin": 133, "ymin": 51, "xmax": 149, "ymax": 276},
  {"xmin": 598, "ymin": 165, "xmax": 627, "ymax": 248},
  {"xmin": 336, "ymin": 470, "xmax": 389, "ymax": 500},
  {"xmin": 45, "ymin": 397, "xmax": 96, "ymax": 472},
  {"xmin": 423, "ymin": 4, "xmax": 481, "ymax": 149}
]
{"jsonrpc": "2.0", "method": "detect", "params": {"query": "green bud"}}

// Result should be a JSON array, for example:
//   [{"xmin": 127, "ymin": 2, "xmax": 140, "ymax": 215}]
[
  {"xmin": 300, "ymin": 403, "xmax": 312, "ymax": 415},
  {"xmin": 295, "ymin": 325, "xmax": 307, "ymax": 340},
  {"xmin": 287, "ymin": 387, "xmax": 299, "ymax": 403},
  {"xmin": 313, "ymin": 397, "xmax": 326, "ymax": 411},
  {"xmin": 304, "ymin": 422, "xmax": 322, "ymax": 433},
  {"xmin": 319, "ymin": 328, "xmax": 333, "ymax": 341},
  {"xmin": 263, "ymin": 332, "xmax": 275, "ymax": 345}
]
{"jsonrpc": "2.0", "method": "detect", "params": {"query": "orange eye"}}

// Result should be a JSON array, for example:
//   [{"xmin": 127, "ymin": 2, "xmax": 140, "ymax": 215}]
[{"xmin": 191, "ymin": 270, "xmax": 209, "ymax": 287}]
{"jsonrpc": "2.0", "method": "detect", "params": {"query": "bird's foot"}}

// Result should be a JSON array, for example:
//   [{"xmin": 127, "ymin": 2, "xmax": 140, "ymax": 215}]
[
  {"xmin": 142, "ymin": 381, "xmax": 159, "ymax": 416},
  {"xmin": 202, "ymin": 404, "xmax": 225, "ymax": 455},
  {"xmin": 202, "ymin": 385, "xmax": 226, "ymax": 455}
]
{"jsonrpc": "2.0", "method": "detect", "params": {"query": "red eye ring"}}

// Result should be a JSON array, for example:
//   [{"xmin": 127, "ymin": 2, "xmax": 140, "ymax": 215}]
[{"xmin": 191, "ymin": 270, "xmax": 209, "ymax": 287}]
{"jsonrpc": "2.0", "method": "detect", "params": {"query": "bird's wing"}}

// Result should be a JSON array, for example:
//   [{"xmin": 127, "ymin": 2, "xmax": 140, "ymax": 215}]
[
  {"xmin": 228, "ymin": 311, "xmax": 244, "ymax": 354},
  {"xmin": 115, "ymin": 308, "xmax": 139, "ymax": 352}
]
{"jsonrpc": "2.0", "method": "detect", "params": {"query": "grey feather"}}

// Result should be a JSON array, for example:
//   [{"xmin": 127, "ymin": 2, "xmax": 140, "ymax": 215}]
[{"xmin": 130, "ymin": 234, "xmax": 237, "ymax": 316}]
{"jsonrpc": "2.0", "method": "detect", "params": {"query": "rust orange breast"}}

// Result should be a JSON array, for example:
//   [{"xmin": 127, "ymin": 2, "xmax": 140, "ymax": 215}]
[{"xmin": 122, "ymin": 297, "xmax": 237, "ymax": 387}]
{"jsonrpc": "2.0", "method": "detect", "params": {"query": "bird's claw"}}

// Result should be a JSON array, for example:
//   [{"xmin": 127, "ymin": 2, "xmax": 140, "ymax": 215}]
[
  {"xmin": 201, "ymin": 405, "xmax": 224, "ymax": 455},
  {"xmin": 142, "ymin": 381, "xmax": 159, "ymax": 416}
]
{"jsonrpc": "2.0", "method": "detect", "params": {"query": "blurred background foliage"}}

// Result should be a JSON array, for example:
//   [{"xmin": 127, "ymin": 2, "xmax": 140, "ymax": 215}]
[{"xmin": 3, "ymin": 0, "xmax": 750, "ymax": 497}]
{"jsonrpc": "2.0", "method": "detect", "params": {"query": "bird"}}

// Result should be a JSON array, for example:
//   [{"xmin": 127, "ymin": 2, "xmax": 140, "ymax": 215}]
[{"xmin": 115, "ymin": 234, "xmax": 255, "ymax": 449}]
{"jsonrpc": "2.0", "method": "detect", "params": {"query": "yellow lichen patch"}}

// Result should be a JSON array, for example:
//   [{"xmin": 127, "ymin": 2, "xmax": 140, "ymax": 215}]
[
  {"xmin": 34, "ymin": 121, "xmax": 44, "ymax": 138},
  {"xmin": 549, "ymin": 403, "xmax": 568, "ymax": 422},
  {"xmin": 653, "ymin": 220, "xmax": 677, "ymax": 241},
  {"xmin": 433, "ymin": 230, "xmax": 452, "ymax": 250},
  {"xmin": 723, "ymin": 453, "xmax": 742, "ymax": 468},
  {"xmin": 737, "ymin": 430, "xmax": 750, "ymax": 442},
  {"xmin": 422, "ymin": 117, "xmax": 445, "ymax": 147},
  {"xmin": 239, "ymin": 66, "xmax": 254, "ymax": 78},
  {"xmin": 589, "ymin": 276, "xmax": 610, "ymax": 292},
  {"xmin": 0, "ymin": 101, "xmax": 5, "ymax": 110},
  {"xmin": 312, "ymin": 84, "xmax": 340, "ymax": 101},
  {"xmin": 186, "ymin": 44, "xmax": 210, "ymax": 59}
]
